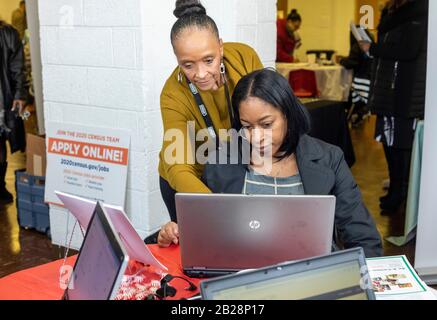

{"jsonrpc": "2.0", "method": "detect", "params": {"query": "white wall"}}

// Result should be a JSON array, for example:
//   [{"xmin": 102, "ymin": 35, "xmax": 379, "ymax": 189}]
[
  {"xmin": 26, "ymin": 0, "xmax": 45, "ymax": 134},
  {"xmin": 0, "ymin": 0, "xmax": 21, "ymax": 23},
  {"xmin": 39, "ymin": 0, "xmax": 277, "ymax": 249},
  {"xmin": 415, "ymin": 0, "xmax": 437, "ymax": 285},
  {"xmin": 287, "ymin": 0, "xmax": 356, "ymax": 61}
]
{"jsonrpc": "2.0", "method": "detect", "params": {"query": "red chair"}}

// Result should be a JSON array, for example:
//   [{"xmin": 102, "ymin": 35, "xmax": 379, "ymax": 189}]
[{"xmin": 288, "ymin": 69, "xmax": 319, "ymax": 98}]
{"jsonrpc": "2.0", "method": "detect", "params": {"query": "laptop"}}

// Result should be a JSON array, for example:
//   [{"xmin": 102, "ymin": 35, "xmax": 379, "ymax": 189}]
[
  {"xmin": 175, "ymin": 193, "xmax": 336, "ymax": 278},
  {"xmin": 200, "ymin": 247, "xmax": 376, "ymax": 300},
  {"xmin": 55, "ymin": 191, "xmax": 167, "ymax": 271},
  {"xmin": 63, "ymin": 202, "xmax": 129, "ymax": 300}
]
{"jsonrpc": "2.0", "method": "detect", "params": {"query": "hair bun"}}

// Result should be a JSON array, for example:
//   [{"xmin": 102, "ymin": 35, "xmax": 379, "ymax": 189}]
[
  {"xmin": 174, "ymin": 0, "xmax": 207, "ymax": 18},
  {"xmin": 291, "ymin": 9, "xmax": 298, "ymax": 14}
]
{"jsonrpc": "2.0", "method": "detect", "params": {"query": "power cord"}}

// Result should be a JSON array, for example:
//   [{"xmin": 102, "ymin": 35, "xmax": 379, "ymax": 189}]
[{"xmin": 148, "ymin": 274, "xmax": 197, "ymax": 300}]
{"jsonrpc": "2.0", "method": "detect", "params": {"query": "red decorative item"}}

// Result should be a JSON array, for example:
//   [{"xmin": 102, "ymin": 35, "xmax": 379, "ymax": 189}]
[
  {"xmin": 115, "ymin": 260, "xmax": 166, "ymax": 300},
  {"xmin": 288, "ymin": 69, "xmax": 319, "ymax": 98}
]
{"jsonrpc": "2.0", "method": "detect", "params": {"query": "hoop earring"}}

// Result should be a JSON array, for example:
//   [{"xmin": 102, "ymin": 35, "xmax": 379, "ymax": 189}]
[
  {"xmin": 178, "ymin": 68, "xmax": 184, "ymax": 83},
  {"xmin": 220, "ymin": 62, "xmax": 226, "ymax": 75}
]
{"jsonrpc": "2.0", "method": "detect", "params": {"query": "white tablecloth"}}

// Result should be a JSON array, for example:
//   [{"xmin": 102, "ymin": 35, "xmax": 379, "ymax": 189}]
[{"xmin": 276, "ymin": 62, "xmax": 353, "ymax": 102}]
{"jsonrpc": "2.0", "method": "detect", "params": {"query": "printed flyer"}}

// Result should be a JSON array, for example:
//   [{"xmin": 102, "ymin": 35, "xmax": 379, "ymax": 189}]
[
  {"xmin": 366, "ymin": 255, "xmax": 436, "ymax": 300},
  {"xmin": 45, "ymin": 122, "xmax": 130, "ymax": 207}
]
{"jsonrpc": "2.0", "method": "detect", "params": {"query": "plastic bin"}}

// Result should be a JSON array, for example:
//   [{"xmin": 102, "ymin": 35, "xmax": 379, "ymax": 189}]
[{"xmin": 15, "ymin": 169, "xmax": 50, "ymax": 236}]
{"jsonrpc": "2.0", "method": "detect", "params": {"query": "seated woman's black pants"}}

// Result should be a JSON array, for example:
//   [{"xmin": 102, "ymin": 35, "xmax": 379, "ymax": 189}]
[{"xmin": 144, "ymin": 177, "xmax": 177, "ymax": 244}]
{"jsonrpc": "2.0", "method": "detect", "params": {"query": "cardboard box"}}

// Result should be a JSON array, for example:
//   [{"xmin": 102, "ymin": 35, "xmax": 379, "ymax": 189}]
[{"xmin": 26, "ymin": 134, "xmax": 47, "ymax": 177}]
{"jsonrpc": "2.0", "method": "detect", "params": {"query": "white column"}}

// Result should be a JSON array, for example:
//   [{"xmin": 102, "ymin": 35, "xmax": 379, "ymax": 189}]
[
  {"xmin": 39, "ymin": 0, "xmax": 277, "ymax": 249},
  {"xmin": 26, "ymin": 0, "xmax": 46, "ymax": 134}
]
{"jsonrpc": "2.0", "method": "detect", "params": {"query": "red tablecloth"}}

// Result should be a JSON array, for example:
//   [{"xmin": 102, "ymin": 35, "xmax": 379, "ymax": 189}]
[{"xmin": 0, "ymin": 245, "xmax": 201, "ymax": 300}]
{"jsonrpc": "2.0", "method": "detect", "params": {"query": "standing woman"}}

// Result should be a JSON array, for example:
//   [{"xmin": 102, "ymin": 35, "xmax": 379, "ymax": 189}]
[
  {"xmin": 359, "ymin": 0, "xmax": 428, "ymax": 213},
  {"xmin": 153, "ymin": 0, "xmax": 263, "ymax": 243},
  {"xmin": 276, "ymin": 9, "xmax": 302, "ymax": 63}
]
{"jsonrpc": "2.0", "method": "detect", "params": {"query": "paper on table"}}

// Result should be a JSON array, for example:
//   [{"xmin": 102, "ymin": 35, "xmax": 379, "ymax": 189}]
[
  {"xmin": 350, "ymin": 22, "xmax": 372, "ymax": 43},
  {"xmin": 55, "ymin": 191, "xmax": 167, "ymax": 271},
  {"xmin": 366, "ymin": 255, "xmax": 436, "ymax": 300}
]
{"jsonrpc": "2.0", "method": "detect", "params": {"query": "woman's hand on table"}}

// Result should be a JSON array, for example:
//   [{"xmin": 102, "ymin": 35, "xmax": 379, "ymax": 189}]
[{"xmin": 158, "ymin": 221, "xmax": 179, "ymax": 247}]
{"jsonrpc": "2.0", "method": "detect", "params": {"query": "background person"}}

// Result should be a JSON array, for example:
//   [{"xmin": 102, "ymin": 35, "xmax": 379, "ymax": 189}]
[
  {"xmin": 359, "ymin": 0, "xmax": 428, "ymax": 213},
  {"xmin": 0, "ymin": 20, "xmax": 27, "ymax": 203},
  {"xmin": 339, "ymin": 27, "xmax": 374, "ymax": 127},
  {"xmin": 276, "ymin": 9, "xmax": 302, "ymax": 63}
]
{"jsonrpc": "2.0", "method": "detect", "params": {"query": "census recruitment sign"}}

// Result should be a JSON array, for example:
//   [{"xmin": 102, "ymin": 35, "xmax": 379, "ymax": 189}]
[{"xmin": 45, "ymin": 122, "xmax": 130, "ymax": 207}]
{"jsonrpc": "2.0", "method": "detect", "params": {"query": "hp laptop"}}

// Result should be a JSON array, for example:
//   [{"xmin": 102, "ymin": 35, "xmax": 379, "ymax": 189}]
[
  {"xmin": 63, "ymin": 202, "xmax": 129, "ymax": 300},
  {"xmin": 200, "ymin": 247, "xmax": 375, "ymax": 300},
  {"xmin": 175, "ymin": 193, "xmax": 336, "ymax": 278}
]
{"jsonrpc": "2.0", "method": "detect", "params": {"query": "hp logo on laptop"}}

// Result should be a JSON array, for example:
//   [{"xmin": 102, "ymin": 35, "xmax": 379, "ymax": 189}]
[{"xmin": 249, "ymin": 220, "xmax": 261, "ymax": 230}]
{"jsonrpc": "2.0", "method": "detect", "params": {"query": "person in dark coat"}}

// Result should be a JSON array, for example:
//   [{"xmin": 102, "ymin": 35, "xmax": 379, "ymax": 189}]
[
  {"xmin": 0, "ymin": 20, "xmax": 27, "ymax": 203},
  {"xmin": 359, "ymin": 0, "xmax": 428, "ymax": 213},
  {"xmin": 340, "ymin": 28, "xmax": 374, "ymax": 126},
  {"xmin": 158, "ymin": 68, "xmax": 383, "ymax": 258}
]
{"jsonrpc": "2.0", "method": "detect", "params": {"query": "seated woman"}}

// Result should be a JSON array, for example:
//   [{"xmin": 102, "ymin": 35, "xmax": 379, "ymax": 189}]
[{"xmin": 158, "ymin": 68, "xmax": 383, "ymax": 258}]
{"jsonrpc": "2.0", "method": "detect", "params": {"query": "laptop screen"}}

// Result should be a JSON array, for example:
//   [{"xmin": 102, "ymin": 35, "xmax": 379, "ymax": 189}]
[
  {"xmin": 176, "ymin": 193, "xmax": 336, "ymax": 277},
  {"xmin": 201, "ymin": 248, "xmax": 373, "ymax": 300},
  {"xmin": 65, "ymin": 203, "xmax": 127, "ymax": 300}
]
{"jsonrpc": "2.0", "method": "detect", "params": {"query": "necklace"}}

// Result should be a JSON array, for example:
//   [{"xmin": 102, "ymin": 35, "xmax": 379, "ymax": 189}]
[{"xmin": 252, "ymin": 154, "xmax": 295, "ymax": 177}]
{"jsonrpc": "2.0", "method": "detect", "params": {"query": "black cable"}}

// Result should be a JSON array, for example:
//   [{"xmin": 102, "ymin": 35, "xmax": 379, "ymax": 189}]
[
  {"xmin": 166, "ymin": 275, "xmax": 197, "ymax": 291},
  {"xmin": 154, "ymin": 274, "xmax": 197, "ymax": 300}
]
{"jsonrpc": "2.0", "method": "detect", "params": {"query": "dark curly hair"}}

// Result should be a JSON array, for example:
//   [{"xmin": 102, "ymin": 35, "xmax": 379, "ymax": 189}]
[
  {"xmin": 170, "ymin": 0, "xmax": 220, "ymax": 45},
  {"xmin": 287, "ymin": 9, "xmax": 302, "ymax": 22}
]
